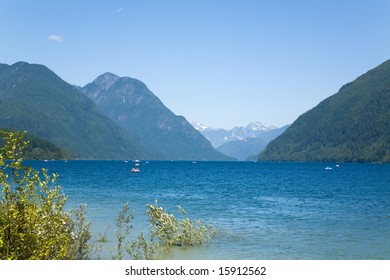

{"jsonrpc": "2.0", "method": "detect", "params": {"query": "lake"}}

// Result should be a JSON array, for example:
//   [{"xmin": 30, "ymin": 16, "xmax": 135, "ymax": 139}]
[{"xmin": 27, "ymin": 160, "xmax": 390, "ymax": 260}]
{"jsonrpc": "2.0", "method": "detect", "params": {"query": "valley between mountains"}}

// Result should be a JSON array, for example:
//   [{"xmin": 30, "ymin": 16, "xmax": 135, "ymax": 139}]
[{"xmin": 1, "ymin": 59, "xmax": 389, "ymax": 162}]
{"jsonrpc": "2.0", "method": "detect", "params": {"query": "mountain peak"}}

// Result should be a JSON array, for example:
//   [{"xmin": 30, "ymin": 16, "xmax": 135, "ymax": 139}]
[
  {"xmin": 82, "ymin": 76, "xmax": 231, "ymax": 160},
  {"xmin": 246, "ymin": 122, "xmax": 277, "ymax": 131},
  {"xmin": 92, "ymin": 72, "xmax": 120, "ymax": 90},
  {"xmin": 190, "ymin": 122, "xmax": 212, "ymax": 131},
  {"xmin": 13, "ymin": 61, "xmax": 29, "ymax": 67}
]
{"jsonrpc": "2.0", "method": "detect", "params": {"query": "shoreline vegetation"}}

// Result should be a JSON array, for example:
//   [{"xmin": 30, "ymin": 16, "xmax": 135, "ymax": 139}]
[{"xmin": 0, "ymin": 130, "xmax": 216, "ymax": 260}]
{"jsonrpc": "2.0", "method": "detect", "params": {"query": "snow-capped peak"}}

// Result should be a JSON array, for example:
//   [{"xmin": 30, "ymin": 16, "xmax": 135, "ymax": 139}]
[
  {"xmin": 190, "ymin": 122, "xmax": 210, "ymax": 131},
  {"xmin": 191, "ymin": 121, "xmax": 279, "ymax": 148},
  {"xmin": 246, "ymin": 122, "xmax": 277, "ymax": 131}
]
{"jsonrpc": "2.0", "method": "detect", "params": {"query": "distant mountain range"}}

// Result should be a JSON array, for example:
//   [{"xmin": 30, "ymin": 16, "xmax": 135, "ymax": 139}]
[
  {"xmin": 192, "ymin": 122, "xmax": 288, "ymax": 160},
  {"xmin": 217, "ymin": 125, "xmax": 289, "ymax": 160},
  {"xmin": 259, "ymin": 59, "xmax": 390, "ymax": 163},
  {"xmin": 0, "ymin": 62, "xmax": 230, "ymax": 160},
  {"xmin": 191, "ymin": 122, "xmax": 278, "ymax": 148}
]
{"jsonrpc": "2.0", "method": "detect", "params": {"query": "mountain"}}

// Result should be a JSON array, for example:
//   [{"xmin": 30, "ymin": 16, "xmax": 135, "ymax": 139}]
[
  {"xmin": 217, "ymin": 125, "xmax": 289, "ymax": 160},
  {"xmin": 259, "ymin": 60, "xmax": 390, "ymax": 163},
  {"xmin": 191, "ymin": 121, "xmax": 277, "ymax": 148},
  {"xmin": 82, "ymin": 73, "xmax": 231, "ymax": 160},
  {"xmin": 0, "ymin": 62, "xmax": 147, "ymax": 159}
]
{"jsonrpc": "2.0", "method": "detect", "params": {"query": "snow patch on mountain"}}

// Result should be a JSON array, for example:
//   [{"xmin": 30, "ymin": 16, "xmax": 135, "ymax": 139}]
[{"xmin": 190, "ymin": 121, "xmax": 278, "ymax": 148}]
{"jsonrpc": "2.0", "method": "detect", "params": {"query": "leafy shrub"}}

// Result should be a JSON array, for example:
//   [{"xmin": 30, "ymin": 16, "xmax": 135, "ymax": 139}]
[
  {"xmin": 0, "ymin": 130, "xmax": 90, "ymax": 260},
  {"xmin": 148, "ymin": 202, "xmax": 217, "ymax": 248}
]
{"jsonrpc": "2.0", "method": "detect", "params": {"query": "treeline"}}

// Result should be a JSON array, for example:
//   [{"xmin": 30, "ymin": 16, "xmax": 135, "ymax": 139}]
[{"xmin": 0, "ymin": 129, "xmax": 69, "ymax": 160}]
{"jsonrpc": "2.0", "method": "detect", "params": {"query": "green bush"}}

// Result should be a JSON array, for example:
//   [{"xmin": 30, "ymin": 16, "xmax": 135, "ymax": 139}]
[
  {"xmin": 148, "ymin": 202, "xmax": 217, "ymax": 248},
  {"xmin": 0, "ymin": 130, "xmax": 90, "ymax": 260}
]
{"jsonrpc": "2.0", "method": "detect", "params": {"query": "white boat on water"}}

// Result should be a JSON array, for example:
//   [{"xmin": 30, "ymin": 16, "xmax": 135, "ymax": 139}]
[{"xmin": 131, "ymin": 167, "xmax": 140, "ymax": 173}]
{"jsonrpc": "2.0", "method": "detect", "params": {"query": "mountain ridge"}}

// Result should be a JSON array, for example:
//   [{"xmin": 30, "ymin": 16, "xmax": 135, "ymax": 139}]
[{"xmin": 259, "ymin": 59, "xmax": 390, "ymax": 163}]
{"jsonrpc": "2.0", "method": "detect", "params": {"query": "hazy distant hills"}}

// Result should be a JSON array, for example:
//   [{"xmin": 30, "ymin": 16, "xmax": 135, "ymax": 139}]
[
  {"xmin": 192, "ymin": 122, "xmax": 288, "ymax": 160},
  {"xmin": 81, "ymin": 73, "xmax": 231, "ymax": 160},
  {"xmin": 259, "ymin": 60, "xmax": 390, "ymax": 163},
  {"xmin": 0, "ymin": 62, "xmax": 145, "ymax": 159},
  {"xmin": 217, "ymin": 125, "xmax": 289, "ymax": 160}
]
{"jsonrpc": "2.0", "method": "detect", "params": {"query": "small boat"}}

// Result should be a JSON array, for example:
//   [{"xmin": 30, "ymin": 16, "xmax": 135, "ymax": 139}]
[
  {"xmin": 325, "ymin": 166, "xmax": 332, "ymax": 170},
  {"xmin": 131, "ymin": 167, "xmax": 140, "ymax": 173}
]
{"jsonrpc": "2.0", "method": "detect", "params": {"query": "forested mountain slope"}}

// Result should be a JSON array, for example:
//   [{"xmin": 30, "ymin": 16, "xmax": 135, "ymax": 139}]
[{"xmin": 259, "ymin": 60, "xmax": 390, "ymax": 163}]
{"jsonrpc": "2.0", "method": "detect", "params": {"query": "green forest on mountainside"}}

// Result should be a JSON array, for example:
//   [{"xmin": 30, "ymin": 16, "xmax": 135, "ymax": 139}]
[
  {"xmin": 0, "ymin": 62, "xmax": 146, "ymax": 159},
  {"xmin": 0, "ymin": 62, "xmax": 230, "ymax": 160},
  {"xmin": 0, "ymin": 129, "xmax": 69, "ymax": 159},
  {"xmin": 259, "ymin": 59, "xmax": 390, "ymax": 163}
]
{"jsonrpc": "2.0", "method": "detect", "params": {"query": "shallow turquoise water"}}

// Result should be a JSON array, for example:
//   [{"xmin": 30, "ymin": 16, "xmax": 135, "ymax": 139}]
[{"xmin": 28, "ymin": 160, "xmax": 390, "ymax": 259}]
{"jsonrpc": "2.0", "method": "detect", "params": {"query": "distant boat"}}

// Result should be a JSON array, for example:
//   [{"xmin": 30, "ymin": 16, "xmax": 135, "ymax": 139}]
[
  {"xmin": 131, "ymin": 167, "xmax": 140, "ymax": 173},
  {"xmin": 325, "ymin": 166, "xmax": 332, "ymax": 170}
]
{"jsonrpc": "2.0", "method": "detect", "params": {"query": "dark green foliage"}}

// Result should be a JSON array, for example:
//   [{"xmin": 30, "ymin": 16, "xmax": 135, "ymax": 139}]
[
  {"xmin": 0, "ymin": 62, "xmax": 146, "ymax": 159},
  {"xmin": 23, "ymin": 135, "xmax": 69, "ymax": 160},
  {"xmin": 259, "ymin": 60, "xmax": 390, "ymax": 163},
  {"xmin": 0, "ymin": 129, "xmax": 69, "ymax": 160},
  {"xmin": 82, "ymin": 73, "xmax": 232, "ymax": 160},
  {"xmin": 0, "ymin": 130, "xmax": 91, "ymax": 259}
]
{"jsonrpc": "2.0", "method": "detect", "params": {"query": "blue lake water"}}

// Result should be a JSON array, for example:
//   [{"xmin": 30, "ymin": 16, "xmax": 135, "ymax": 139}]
[{"xmin": 27, "ymin": 160, "xmax": 390, "ymax": 260}]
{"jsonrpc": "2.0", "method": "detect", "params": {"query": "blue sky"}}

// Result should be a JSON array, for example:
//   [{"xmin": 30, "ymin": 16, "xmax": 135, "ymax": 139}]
[{"xmin": 1, "ymin": 0, "xmax": 390, "ymax": 129}]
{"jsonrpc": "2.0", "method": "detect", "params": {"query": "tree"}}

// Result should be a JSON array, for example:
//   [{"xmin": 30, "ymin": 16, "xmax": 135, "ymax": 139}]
[{"xmin": 0, "ymin": 130, "xmax": 90, "ymax": 260}]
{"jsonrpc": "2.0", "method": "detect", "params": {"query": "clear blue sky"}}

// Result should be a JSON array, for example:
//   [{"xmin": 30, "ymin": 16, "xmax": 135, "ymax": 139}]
[{"xmin": 1, "ymin": 0, "xmax": 390, "ymax": 129}]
